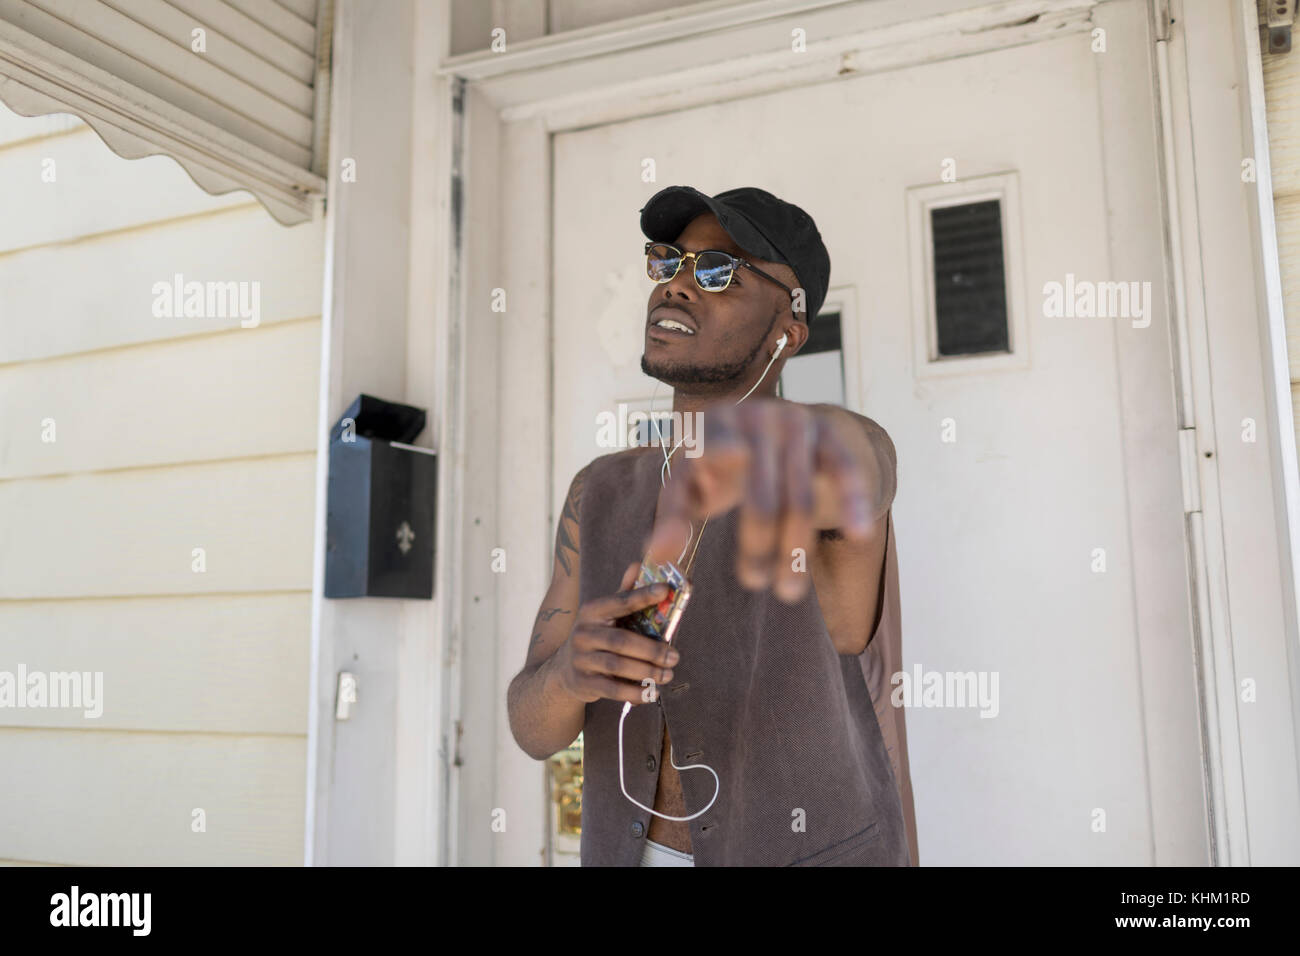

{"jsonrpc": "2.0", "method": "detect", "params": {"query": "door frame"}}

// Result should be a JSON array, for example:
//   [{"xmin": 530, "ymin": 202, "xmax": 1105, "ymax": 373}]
[{"xmin": 432, "ymin": 0, "xmax": 1300, "ymax": 864}]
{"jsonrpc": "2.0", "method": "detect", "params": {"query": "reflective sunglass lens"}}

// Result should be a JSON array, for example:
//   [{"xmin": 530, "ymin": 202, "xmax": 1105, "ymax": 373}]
[
  {"xmin": 694, "ymin": 252, "xmax": 734, "ymax": 291},
  {"xmin": 646, "ymin": 244, "xmax": 680, "ymax": 282}
]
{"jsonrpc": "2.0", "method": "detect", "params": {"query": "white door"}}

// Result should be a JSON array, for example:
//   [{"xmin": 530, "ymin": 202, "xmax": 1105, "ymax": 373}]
[{"xmin": 549, "ymin": 3, "xmax": 1205, "ymax": 865}]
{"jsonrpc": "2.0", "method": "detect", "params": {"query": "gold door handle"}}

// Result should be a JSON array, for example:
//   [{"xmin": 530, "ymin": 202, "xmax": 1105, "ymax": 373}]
[{"xmin": 546, "ymin": 736, "xmax": 584, "ymax": 836}]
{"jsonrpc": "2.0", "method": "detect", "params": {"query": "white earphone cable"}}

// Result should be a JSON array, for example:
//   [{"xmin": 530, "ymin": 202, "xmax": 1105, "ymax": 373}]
[
  {"xmin": 619, "ymin": 330, "xmax": 790, "ymax": 823},
  {"xmin": 618, "ymin": 698, "xmax": 720, "ymax": 822},
  {"xmin": 649, "ymin": 331, "xmax": 787, "ymax": 476},
  {"xmin": 648, "ymin": 378, "xmax": 694, "ymax": 565},
  {"xmin": 734, "ymin": 333, "xmax": 786, "ymax": 405}
]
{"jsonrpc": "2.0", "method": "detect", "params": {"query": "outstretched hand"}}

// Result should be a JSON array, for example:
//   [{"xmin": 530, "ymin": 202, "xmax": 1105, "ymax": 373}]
[{"xmin": 645, "ymin": 400, "xmax": 887, "ymax": 603}]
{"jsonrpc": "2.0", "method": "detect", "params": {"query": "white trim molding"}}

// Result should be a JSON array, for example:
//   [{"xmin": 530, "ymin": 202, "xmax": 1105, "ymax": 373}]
[
  {"xmin": 1151, "ymin": 0, "xmax": 1300, "ymax": 865},
  {"xmin": 440, "ymin": 0, "xmax": 1099, "ymax": 130},
  {"xmin": 1238, "ymin": 0, "xmax": 1300, "ymax": 843}
]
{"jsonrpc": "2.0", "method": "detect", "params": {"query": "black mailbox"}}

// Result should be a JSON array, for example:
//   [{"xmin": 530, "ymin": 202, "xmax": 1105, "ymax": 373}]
[{"xmin": 325, "ymin": 394, "xmax": 436, "ymax": 599}]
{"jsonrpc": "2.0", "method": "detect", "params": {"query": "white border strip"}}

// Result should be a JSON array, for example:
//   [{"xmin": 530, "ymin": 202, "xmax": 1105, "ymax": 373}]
[{"xmin": 1238, "ymin": 0, "xmax": 1300, "ymax": 729}]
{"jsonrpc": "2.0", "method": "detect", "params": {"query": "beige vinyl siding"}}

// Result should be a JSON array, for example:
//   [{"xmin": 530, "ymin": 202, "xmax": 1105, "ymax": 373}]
[
  {"xmin": 1263, "ymin": 48, "xmax": 1300, "ymax": 453},
  {"xmin": 0, "ymin": 731, "xmax": 306, "ymax": 865},
  {"xmin": 0, "ymin": 103, "xmax": 324, "ymax": 865}
]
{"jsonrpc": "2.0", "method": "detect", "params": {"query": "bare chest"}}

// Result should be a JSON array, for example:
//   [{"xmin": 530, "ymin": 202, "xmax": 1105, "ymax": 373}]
[{"xmin": 646, "ymin": 720, "xmax": 692, "ymax": 852}]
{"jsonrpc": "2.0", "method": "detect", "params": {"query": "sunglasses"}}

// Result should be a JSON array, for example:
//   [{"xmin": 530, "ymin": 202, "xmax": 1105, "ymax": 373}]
[{"xmin": 645, "ymin": 241, "xmax": 798, "ymax": 303}]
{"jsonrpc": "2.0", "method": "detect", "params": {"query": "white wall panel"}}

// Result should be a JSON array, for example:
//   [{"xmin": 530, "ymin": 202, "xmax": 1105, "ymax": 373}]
[
  {"xmin": 0, "ymin": 204, "xmax": 325, "ymax": 363},
  {"xmin": 0, "ymin": 593, "xmax": 310, "ymax": 733},
  {"xmin": 0, "ymin": 729, "xmax": 305, "ymax": 865},
  {"xmin": 0, "ymin": 128, "xmax": 250, "ymax": 254},
  {"xmin": 0, "ymin": 99, "xmax": 322, "ymax": 866},
  {"xmin": 0, "ymin": 319, "xmax": 320, "ymax": 478},
  {"xmin": 0, "ymin": 454, "xmax": 316, "ymax": 599}
]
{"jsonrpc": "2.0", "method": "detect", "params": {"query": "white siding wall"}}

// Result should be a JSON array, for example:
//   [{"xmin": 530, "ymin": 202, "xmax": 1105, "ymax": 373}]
[
  {"xmin": 1263, "ymin": 48, "xmax": 1300, "ymax": 445},
  {"xmin": 0, "ymin": 103, "xmax": 324, "ymax": 865}
]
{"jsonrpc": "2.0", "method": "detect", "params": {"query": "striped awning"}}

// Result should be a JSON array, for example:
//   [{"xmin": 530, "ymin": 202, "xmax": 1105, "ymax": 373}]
[{"xmin": 0, "ymin": 0, "xmax": 331, "ymax": 224}]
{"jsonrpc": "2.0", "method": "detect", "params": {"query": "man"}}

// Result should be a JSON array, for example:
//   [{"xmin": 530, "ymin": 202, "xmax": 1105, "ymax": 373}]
[{"xmin": 506, "ymin": 185, "xmax": 917, "ymax": 866}]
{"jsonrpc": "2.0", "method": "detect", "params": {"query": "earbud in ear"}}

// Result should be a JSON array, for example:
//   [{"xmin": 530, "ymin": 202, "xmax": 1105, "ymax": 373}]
[{"xmin": 772, "ymin": 332, "xmax": 790, "ymax": 357}]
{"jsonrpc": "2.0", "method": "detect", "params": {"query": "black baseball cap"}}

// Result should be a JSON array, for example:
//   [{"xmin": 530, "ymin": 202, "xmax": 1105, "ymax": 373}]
[{"xmin": 639, "ymin": 185, "xmax": 831, "ymax": 323}]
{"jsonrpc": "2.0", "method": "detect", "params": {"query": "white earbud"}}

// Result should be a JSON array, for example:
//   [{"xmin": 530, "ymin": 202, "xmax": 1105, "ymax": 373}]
[{"xmin": 629, "ymin": 325, "xmax": 796, "ymax": 823}]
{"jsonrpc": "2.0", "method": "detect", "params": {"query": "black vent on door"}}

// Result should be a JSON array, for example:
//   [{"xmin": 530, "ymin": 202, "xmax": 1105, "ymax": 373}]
[{"xmin": 931, "ymin": 200, "xmax": 1009, "ymax": 356}]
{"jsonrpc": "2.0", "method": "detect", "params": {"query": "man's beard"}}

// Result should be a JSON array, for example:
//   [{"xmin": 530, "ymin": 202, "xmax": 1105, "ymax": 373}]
[{"xmin": 641, "ymin": 314, "xmax": 777, "ymax": 386}]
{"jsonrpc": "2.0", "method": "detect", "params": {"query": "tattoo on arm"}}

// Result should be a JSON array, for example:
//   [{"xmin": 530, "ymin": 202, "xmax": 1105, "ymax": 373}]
[
  {"xmin": 528, "ymin": 607, "xmax": 572, "ymax": 659},
  {"xmin": 555, "ymin": 468, "xmax": 586, "ymax": 577}
]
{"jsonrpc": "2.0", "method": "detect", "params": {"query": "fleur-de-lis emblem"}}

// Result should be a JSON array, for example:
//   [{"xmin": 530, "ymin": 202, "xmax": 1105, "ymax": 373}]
[{"xmin": 396, "ymin": 521, "xmax": 415, "ymax": 555}]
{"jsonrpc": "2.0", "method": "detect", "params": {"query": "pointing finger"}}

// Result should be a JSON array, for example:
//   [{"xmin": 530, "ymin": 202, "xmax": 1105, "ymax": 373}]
[{"xmin": 646, "ymin": 459, "xmax": 695, "ymax": 565}]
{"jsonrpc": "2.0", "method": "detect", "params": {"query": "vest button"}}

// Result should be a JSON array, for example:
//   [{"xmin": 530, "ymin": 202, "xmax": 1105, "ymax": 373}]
[
  {"xmin": 646, "ymin": 755, "xmax": 657, "ymax": 772},
  {"xmin": 630, "ymin": 821, "xmax": 645, "ymax": 839}
]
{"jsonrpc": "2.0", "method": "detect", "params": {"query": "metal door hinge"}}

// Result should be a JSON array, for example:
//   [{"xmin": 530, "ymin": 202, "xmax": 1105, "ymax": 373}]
[{"xmin": 1259, "ymin": 0, "xmax": 1295, "ymax": 53}]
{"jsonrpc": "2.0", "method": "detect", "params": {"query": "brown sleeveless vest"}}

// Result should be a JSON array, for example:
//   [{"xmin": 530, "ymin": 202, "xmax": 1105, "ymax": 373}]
[{"xmin": 577, "ymin": 447, "xmax": 917, "ymax": 866}]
